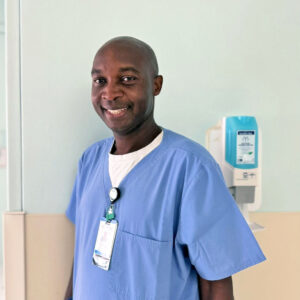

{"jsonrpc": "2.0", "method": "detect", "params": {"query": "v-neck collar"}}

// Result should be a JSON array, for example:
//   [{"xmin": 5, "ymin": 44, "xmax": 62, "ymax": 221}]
[{"xmin": 103, "ymin": 128, "xmax": 169, "ymax": 192}]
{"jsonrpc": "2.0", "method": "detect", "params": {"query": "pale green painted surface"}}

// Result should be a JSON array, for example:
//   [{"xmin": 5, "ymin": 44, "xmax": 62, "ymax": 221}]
[{"xmin": 17, "ymin": 0, "xmax": 300, "ymax": 213}]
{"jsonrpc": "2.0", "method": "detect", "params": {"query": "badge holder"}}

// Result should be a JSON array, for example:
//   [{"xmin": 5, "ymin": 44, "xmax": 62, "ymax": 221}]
[{"xmin": 93, "ymin": 188, "xmax": 120, "ymax": 271}]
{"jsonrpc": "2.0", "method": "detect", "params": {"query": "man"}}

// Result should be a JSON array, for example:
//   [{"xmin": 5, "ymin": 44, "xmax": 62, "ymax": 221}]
[{"xmin": 65, "ymin": 36, "xmax": 265, "ymax": 300}]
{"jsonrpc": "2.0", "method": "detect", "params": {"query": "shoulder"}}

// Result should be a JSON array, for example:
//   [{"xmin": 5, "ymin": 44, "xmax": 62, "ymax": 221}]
[
  {"xmin": 162, "ymin": 128, "xmax": 216, "ymax": 166},
  {"xmin": 79, "ymin": 137, "xmax": 113, "ymax": 167}
]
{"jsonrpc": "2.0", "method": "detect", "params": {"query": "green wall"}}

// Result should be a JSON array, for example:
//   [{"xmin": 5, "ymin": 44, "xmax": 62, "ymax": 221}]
[{"xmin": 7, "ymin": 0, "xmax": 300, "ymax": 213}]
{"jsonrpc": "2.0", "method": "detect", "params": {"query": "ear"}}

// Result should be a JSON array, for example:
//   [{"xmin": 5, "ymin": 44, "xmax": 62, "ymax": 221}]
[{"xmin": 153, "ymin": 75, "xmax": 163, "ymax": 96}]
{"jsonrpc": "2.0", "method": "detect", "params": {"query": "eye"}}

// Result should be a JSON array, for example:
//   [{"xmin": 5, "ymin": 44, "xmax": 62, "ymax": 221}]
[
  {"xmin": 94, "ymin": 77, "xmax": 106, "ymax": 85},
  {"xmin": 121, "ymin": 76, "xmax": 137, "ymax": 84}
]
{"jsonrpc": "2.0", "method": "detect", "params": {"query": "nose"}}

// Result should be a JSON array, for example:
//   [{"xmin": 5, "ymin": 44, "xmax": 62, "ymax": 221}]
[{"xmin": 101, "ymin": 81, "xmax": 123, "ymax": 101}]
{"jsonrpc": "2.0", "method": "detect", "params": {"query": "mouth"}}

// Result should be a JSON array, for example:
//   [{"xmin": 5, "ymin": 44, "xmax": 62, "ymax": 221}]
[
  {"xmin": 102, "ymin": 106, "xmax": 129, "ymax": 117},
  {"xmin": 107, "ymin": 107, "xmax": 127, "ymax": 114}
]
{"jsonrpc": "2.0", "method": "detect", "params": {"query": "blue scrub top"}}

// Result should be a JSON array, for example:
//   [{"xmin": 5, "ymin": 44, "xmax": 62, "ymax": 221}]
[{"xmin": 66, "ymin": 128, "xmax": 265, "ymax": 300}]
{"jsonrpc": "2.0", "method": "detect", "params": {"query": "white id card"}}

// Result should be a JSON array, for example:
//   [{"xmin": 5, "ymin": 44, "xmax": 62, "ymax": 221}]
[{"xmin": 93, "ymin": 217, "xmax": 118, "ymax": 271}]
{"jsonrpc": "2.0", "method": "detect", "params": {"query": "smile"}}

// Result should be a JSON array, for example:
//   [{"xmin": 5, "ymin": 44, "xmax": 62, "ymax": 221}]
[
  {"xmin": 102, "ymin": 106, "xmax": 129, "ymax": 118},
  {"xmin": 107, "ymin": 108, "xmax": 128, "ymax": 115}
]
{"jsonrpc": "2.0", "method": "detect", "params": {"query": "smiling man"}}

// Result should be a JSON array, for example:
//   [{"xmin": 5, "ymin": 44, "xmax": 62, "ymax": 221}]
[
  {"xmin": 65, "ymin": 36, "xmax": 265, "ymax": 300},
  {"xmin": 90, "ymin": 38, "xmax": 162, "ymax": 154}
]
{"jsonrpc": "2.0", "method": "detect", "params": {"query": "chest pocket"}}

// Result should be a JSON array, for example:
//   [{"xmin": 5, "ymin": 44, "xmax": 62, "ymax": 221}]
[{"xmin": 108, "ymin": 229, "xmax": 171, "ymax": 300}]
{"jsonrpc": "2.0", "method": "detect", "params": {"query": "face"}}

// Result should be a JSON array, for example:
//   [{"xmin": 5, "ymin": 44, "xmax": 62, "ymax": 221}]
[{"xmin": 91, "ymin": 44, "xmax": 162, "ymax": 136}]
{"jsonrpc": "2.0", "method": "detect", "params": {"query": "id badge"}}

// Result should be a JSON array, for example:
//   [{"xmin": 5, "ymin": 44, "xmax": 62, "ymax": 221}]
[{"xmin": 93, "ymin": 217, "xmax": 118, "ymax": 271}]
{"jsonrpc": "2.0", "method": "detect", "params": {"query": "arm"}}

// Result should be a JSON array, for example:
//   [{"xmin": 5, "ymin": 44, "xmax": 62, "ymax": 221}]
[
  {"xmin": 64, "ymin": 262, "xmax": 73, "ymax": 300},
  {"xmin": 198, "ymin": 275, "xmax": 234, "ymax": 300}
]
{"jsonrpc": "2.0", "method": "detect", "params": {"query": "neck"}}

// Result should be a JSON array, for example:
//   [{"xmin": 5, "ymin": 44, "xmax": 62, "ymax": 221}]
[{"xmin": 112, "ymin": 122, "xmax": 161, "ymax": 155}]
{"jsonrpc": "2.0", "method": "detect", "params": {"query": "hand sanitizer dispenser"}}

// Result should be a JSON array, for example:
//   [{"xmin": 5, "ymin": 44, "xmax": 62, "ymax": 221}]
[{"xmin": 206, "ymin": 116, "xmax": 263, "ymax": 231}]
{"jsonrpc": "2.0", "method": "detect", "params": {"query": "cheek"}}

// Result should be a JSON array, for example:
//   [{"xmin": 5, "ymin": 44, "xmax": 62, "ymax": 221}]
[
  {"xmin": 91, "ymin": 95, "xmax": 102, "ymax": 115},
  {"xmin": 91, "ymin": 97, "xmax": 98, "ymax": 109},
  {"xmin": 91, "ymin": 90, "xmax": 101, "ymax": 108},
  {"xmin": 133, "ymin": 99, "xmax": 154, "ymax": 118},
  {"xmin": 91, "ymin": 85, "xmax": 101, "ymax": 99},
  {"xmin": 91, "ymin": 88, "xmax": 97, "ymax": 100}
]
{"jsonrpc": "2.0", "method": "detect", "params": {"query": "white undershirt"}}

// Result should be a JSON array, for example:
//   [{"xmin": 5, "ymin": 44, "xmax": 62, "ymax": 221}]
[{"xmin": 109, "ymin": 131, "xmax": 163, "ymax": 187}]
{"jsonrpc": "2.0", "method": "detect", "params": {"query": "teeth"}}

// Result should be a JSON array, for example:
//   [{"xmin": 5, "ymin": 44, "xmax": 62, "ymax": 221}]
[{"xmin": 107, "ymin": 108, "xmax": 127, "ymax": 115}]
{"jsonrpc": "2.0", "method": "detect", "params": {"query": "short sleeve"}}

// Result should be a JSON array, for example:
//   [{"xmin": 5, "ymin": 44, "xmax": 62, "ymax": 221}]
[
  {"xmin": 65, "ymin": 157, "xmax": 83, "ymax": 224},
  {"xmin": 176, "ymin": 160, "xmax": 266, "ymax": 280}
]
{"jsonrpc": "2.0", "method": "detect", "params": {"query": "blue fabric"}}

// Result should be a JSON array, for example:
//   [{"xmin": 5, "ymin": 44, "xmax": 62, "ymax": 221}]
[{"xmin": 66, "ymin": 128, "xmax": 265, "ymax": 300}]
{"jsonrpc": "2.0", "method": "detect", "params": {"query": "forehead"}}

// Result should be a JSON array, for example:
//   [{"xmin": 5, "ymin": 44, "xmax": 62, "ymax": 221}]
[{"xmin": 92, "ymin": 43, "xmax": 150, "ymax": 74}]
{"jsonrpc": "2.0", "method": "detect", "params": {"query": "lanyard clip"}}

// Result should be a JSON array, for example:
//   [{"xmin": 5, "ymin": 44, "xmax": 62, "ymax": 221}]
[{"xmin": 109, "ymin": 187, "xmax": 120, "ymax": 203}]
